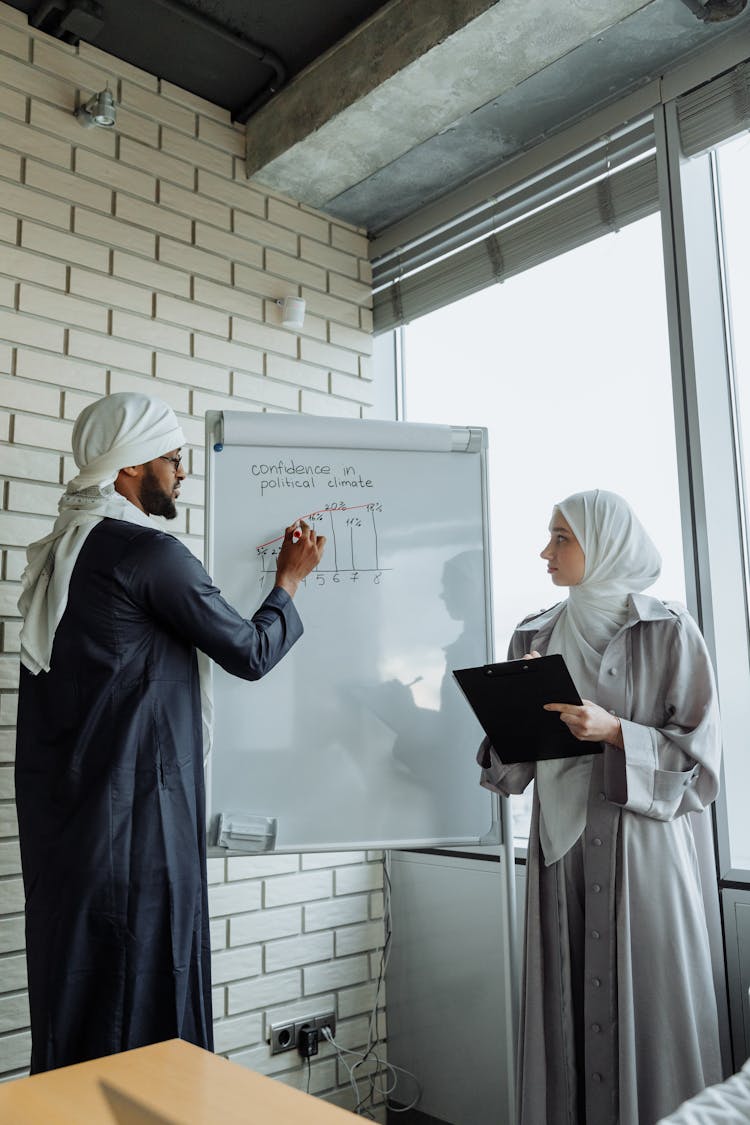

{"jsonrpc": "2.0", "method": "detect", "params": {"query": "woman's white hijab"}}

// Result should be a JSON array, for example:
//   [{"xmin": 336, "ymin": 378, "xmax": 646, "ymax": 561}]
[
  {"xmin": 18, "ymin": 392, "xmax": 185, "ymax": 676},
  {"xmin": 536, "ymin": 489, "xmax": 661, "ymax": 865}
]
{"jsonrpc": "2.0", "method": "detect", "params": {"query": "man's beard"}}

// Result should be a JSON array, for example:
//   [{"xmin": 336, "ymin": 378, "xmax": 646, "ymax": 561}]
[{"xmin": 140, "ymin": 465, "xmax": 177, "ymax": 519}]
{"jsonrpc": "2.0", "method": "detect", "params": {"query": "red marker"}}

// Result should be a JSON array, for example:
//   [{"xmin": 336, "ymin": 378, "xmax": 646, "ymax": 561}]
[{"xmin": 292, "ymin": 524, "xmax": 302, "ymax": 543}]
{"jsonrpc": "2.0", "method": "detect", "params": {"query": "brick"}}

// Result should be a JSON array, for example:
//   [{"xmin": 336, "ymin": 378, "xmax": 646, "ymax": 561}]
[
  {"xmin": 267, "ymin": 199, "xmax": 328, "ymax": 244},
  {"xmin": 359, "ymin": 307, "xmax": 373, "ymax": 333},
  {"xmin": 22, "ymin": 221, "xmax": 108, "ymax": 273},
  {"xmin": 0, "ymin": 84, "xmax": 25, "ymax": 120},
  {"xmin": 119, "ymin": 137, "xmax": 194, "ymax": 192},
  {"xmin": 0, "ymin": 308, "xmax": 63, "ymax": 352},
  {"xmin": 227, "ymin": 969, "xmax": 301, "ymax": 1017},
  {"xmin": 161, "ymin": 129, "xmax": 232, "ymax": 178},
  {"xmin": 226, "ymin": 854, "xmax": 299, "ymax": 881},
  {"xmin": 194, "ymin": 223, "xmax": 263, "ymax": 269},
  {"xmin": 111, "ymin": 310, "xmax": 190, "ymax": 355},
  {"xmin": 209, "ymin": 878, "xmax": 262, "ymax": 918},
  {"xmin": 68, "ymin": 329, "xmax": 153, "ymax": 376},
  {"xmin": 185, "ymin": 507, "xmax": 204, "ymax": 538},
  {"xmin": 0, "ymin": 656, "xmax": 19, "ymax": 689},
  {"xmin": 25, "ymin": 160, "xmax": 111, "ymax": 213},
  {"xmin": 69, "ymin": 267, "xmax": 152, "ymax": 316},
  {"xmin": 31, "ymin": 99, "xmax": 117, "ymax": 156},
  {"xmin": 196, "ymin": 170, "xmax": 264, "ymax": 216},
  {"xmin": 206, "ymin": 857, "xmax": 224, "ymax": 885},
  {"xmin": 231, "ymin": 212, "xmax": 296, "ymax": 257},
  {"xmin": 0, "ymin": 54, "xmax": 69, "ymax": 104},
  {"xmin": 0, "ymin": 443, "xmax": 60, "ymax": 483},
  {"xmin": 0, "ymin": 245, "xmax": 65, "ymax": 289},
  {"xmin": 231, "ymin": 317, "xmax": 296, "ymax": 359},
  {"xmin": 0, "ymin": 1029, "xmax": 31, "ymax": 1073},
  {"xmin": 159, "ymin": 181, "xmax": 230, "ymax": 231},
  {"xmin": 197, "ymin": 116, "xmax": 245, "ymax": 157},
  {"xmin": 211, "ymin": 944, "xmax": 262, "ymax": 985},
  {"xmin": 335, "ymin": 864, "xmax": 383, "ymax": 895},
  {"xmin": 161, "ymin": 81, "xmax": 230, "ymax": 125},
  {"xmin": 0, "ymin": 917, "xmax": 24, "ymax": 955},
  {"xmin": 330, "ymin": 224, "xmax": 368, "ymax": 257},
  {"xmin": 330, "ymin": 372, "xmax": 373, "ymax": 406},
  {"xmin": 108, "ymin": 371, "xmax": 189, "ymax": 413},
  {"xmin": 329, "ymin": 273, "xmax": 373, "ymax": 306},
  {"xmin": 304, "ymin": 955, "xmax": 369, "ymax": 996},
  {"xmin": 300, "ymin": 339, "xmax": 358, "ymax": 376},
  {"xmin": 229, "ymin": 905, "xmax": 300, "ymax": 948},
  {"xmin": 192, "ymin": 278, "xmax": 261, "ymax": 323},
  {"xmin": 115, "ymin": 194, "xmax": 192, "ymax": 243},
  {"xmin": 113, "ymin": 250, "xmax": 190, "ymax": 299},
  {"xmin": 0, "ymin": 146, "xmax": 21, "ymax": 180},
  {"xmin": 210, "ymin": 919, "xmax": 227, "ymax": 952},
  {"xmin": 265, "ymin": 354, "xmax": 327, "ymax": 393},
  {"xmin": 155, "ymin": 293, "xmax": 227, "ymax": 338},
  {"xmin": 0, "ymin": 274, "xmax": 14, "ymax": 305},
  {"xmin": 61, "ymin": 387, "xmax": 97, "ymax": 420},
  {"xmin": 359, "ymin": 259, "xmax": 373, "ymax": 285},
  {"xmin": 233, "ymin": 262, "xmax": 278, "ymax": 300},
  {"xmin": 0, "ymin": 373, "xmax": 58, "ymax": 415},
  {"xmin": 111, "ymin": 106, "xmax": 160, "ymax": 149},
  {"xmin": 265, "ymin": 932, "xmax": 332, "ymax": 974},
  {"xmin": 18, "ymin": 283, "xmax": 107, "ymax": 333},
  {"xmin": 0, "ymin": 510, "xmax": 53, "ymax": 547},
  {"xmin": 7, "ymin": 480, "xmax": 62, "ymax": 519},
  {"xmin": 0, "ymin": 210, "xmax": 17, "ymax": 243},
  {"xmin": 264, "ymin": 870, "xmax": 332, "ymax": 909},
  {"xmin": 0, "ymin": 990, "xmax": 28, "ymax": 1035},
  {"xmin": 299, "ymin": 287, "xmax": 359, "ymax": 329},
  {"xmin": 0, "ymin": 180, "xmax": 69, "ymax": 228},
  {"xmin": 337, "ymin": 982, "xmax": 379, "ymax": 1021},
  {"xmin": 0, "ymin": 115, "xmax": 71, "ymax": 168},
  {"xmin": 13, "ymin": 411, "xmax": 71, "ymax": 451},
  {"xmin": 232, "ymin": 371, "xmax": 297, "ymax": 411},
  {"xmin": 1, "ymin": 4, "xmax": 27, "ymax": 28},
  {"xmin": 16, "ymin": 349, "xmax": 105, "ymax": 395},
  {"xmin": 73, "ymin": 207, "xmax": 155, "ymax": 258},
  {"xmin": 0, "ymin": 341, "xmax": 10, "ymax": 370},
  {"xmin": 75, "ymin": 149, "xmax": 155, "ymax": 202},
  {"xmin": 328, "ymin": 323, "xmax": 373, "ymax": 355},
  {"xmin": 193, "ymin": 333, "xmax": 262, "ymax": 375},
  {"xmin": 3, "ymin": 618, "xmax": 21, "ymax": 652},
  {"xmin": 121, "ymin": 82, "xmax": 196, "ymax": 135},
  {"xmin": 0, "ymin": 692, "xmax": 18, "ymax": 724},
  {"xmin": 78, "ymin": 42, "xmax": 158, "ymax": 92},
  {"xmin": 334, "ymin": 921, "xmax": 383, "ymax": 958},
  {"xmin": 265, "ymin": 249, "xmax": 325, "ymax": 292},
  {"xmin": 156, "ymin": 352, "xmax": 229, "ymax": 393},
  {"xmin": 158, "ymin": 238, "xmax": 231, "ymax": 284},
  {"xmin": 299, "ymin": 389, "xmax": 359, "ymax": 420},
  {"xmin": 300, "ymin": 238, "xmax": 358, "ymax": 280},
  {"xmin": 0, "ymin": 839, "xmax": 21, "ymax": 878},
  {"xmin": 4, "ymin": 549, "xmax": 27, "ymax": 581},
  {"xmin": 301, "ymin": 852, "xmax": 368, "ymax": 870},
  {"xmin": 213, "ymin": 1012, "xmax": 263, "ymax": 1055},
  {"xmin": 0, "ymin": 20, "xmax": 27, "ymax": 56},
  {"xmin": 304, "ymin": 896, "xmax": 369, "ymax": 933},
  {"xmin": 32, "ymin": 38, "xmax": 116, "ymax": 97},
  {"xmin": 187, "ymin": 388, "xmax": 232, "ymax": 418}
]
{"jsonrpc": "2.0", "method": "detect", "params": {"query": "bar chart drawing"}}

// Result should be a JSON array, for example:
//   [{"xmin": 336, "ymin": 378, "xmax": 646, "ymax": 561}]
[{"xmin": 256, "ymin": 501, "xmax": 389, "ymax": 589}]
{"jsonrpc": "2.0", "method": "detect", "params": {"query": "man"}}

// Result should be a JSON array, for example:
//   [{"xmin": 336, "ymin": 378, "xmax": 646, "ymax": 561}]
[{"xmin": 14, "ymin": 392, "xmax": 325, "ymax": 1073}]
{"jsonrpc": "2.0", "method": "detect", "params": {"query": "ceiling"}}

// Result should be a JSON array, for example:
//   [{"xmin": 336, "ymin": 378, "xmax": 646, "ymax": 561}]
[{"xmin": 7, "ymin": 0, "xmax": 750, "ymax": 236}]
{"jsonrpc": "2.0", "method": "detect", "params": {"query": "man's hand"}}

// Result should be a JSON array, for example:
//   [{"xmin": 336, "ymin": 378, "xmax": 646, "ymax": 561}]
[
  {"xmin": 274, "ymin": 520, "xmax": 326, "ymax": 597},
  {"xmin": 543, "ymin": 700, "xmax": 623, "ymax": 748}
]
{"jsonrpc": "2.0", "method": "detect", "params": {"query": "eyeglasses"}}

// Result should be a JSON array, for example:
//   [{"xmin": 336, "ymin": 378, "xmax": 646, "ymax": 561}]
[{"xmin": 159, "ymin": 455, "xmax": 183, "ymax": 471}]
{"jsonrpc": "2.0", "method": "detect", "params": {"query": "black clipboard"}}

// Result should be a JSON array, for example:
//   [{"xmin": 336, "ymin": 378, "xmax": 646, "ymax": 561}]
[{"xmin": 453, "ymin": 654, "xmax": 597, "ymax": 762}]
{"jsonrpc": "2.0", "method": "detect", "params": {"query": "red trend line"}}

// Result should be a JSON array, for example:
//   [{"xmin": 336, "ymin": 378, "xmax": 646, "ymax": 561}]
[{"xmin": 256, "ymin": 503, "xmax": 376, "ymax": 549}]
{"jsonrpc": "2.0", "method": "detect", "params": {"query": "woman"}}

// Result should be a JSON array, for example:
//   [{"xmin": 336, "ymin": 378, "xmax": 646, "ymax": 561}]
[{"xmin": 478, "ymin": 489, "xmax": 724, "ymax": 1125}]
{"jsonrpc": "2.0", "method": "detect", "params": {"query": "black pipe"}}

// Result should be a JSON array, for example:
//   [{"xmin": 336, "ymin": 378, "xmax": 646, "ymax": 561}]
[{"xmin": 149, "ymin": 0, "xmax": 287, "ymax": 122}]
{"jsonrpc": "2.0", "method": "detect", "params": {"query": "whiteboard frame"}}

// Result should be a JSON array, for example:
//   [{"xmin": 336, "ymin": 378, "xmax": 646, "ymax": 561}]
[{"xmin": 203, "ymin": 410, "xmax": 507, "ymax": 855}]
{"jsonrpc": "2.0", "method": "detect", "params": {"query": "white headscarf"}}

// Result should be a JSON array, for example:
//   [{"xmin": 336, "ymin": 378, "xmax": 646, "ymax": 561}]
[
  {"xmin": 536, "ymin": 490, "xmax": 661, "ymax": 864},
  {"xmin": 18, "ymin": 392, "xmax": 185, "ymax": 675}
]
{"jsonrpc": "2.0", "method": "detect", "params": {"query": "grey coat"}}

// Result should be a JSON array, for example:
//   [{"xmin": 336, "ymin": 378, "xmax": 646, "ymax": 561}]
[{"xmin": 478, "ymin": 594, "xmax": 724, "ymax": 1125}]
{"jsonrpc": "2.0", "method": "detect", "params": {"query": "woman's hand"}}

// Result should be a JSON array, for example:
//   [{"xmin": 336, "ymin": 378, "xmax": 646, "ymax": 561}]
[{"xmin": 543, "ymin": 700, "xmax": 624, "ymax": 748}]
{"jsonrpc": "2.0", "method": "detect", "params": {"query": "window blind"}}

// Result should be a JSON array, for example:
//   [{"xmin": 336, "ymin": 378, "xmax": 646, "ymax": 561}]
[
  {"xmin": 677, "ymin": 60, "xmax": 750, "ymax": 158},
  {"xmin": 372, "ymin": 116, "xmax": 658, "ymax": 333}
]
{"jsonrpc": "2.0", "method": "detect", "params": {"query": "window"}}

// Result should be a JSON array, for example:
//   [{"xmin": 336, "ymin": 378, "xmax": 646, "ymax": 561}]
[{"xmin": 403, "ymin": 212, "xmax": 684, "ymax": 840}]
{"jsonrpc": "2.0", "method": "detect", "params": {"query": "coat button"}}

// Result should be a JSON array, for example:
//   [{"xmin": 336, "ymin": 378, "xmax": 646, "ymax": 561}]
[
  {"xmin": 592, "ymin": 883, "xmax": 602, "ymax": 893},
  {"xmin": 591, "ymin": 929, "xmax": 600, "ymax": 939},
  {"xmin": 608, "ymin": 667, "xmax": 617, "ymax": 675},
  {"xmin": 592, "ymin": 977, "xmax": 602, "ymax": 988},
  {"xmin": 592, "ymin": 837, "xmax": 602, "ymax": 847},
  {"xmin": 592, "ymin": 1073, "xmax": 603, "ymax": 1083},
  {"xmin": 598, "ymin": 792, "xmax": 606, "ymax": 801},
  {"xmin": 591, "ymin": 1023, "xmax": 601, "ymax": 1033}
]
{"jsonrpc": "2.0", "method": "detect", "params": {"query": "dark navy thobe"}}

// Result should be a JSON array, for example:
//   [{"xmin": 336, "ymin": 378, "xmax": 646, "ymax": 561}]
[{"xmin": 15, "ymin": 518, "xmax": 302, "ymax": 1073}]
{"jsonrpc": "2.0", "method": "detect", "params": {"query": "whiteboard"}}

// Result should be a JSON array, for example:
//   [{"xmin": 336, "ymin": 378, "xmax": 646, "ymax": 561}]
[{"xmin": 205, "ymin": 411, "xmax": 497, "ymax": 852}]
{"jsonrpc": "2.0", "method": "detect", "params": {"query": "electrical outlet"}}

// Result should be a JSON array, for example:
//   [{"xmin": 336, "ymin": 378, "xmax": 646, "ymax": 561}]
[
  {"xmin": 269, "ymin": 1011, "xmax": 336, "ymax": 1055},
  {"xmin": 269, "ymin": 1020, "xmax": 297, "ymax": 1055}
]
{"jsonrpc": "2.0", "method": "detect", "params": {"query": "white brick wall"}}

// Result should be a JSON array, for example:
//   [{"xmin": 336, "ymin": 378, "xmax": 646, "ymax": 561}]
[{"xmin": 0, "ymin": 4, "xmax": 384, "ymax": 1110}]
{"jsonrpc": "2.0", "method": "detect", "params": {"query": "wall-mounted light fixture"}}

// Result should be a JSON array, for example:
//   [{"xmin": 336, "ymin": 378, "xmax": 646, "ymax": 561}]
[
  {"xmin": 75, "ymin": 87, "xmax": 117, "ymax": 129},
  {"xmin": 276, "ymin": 297, "xmax": 306, "ymax": 330}
]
